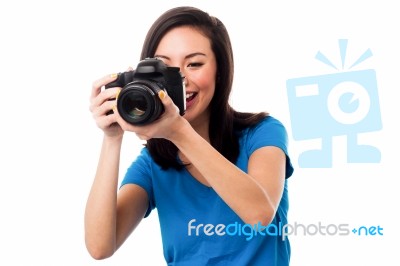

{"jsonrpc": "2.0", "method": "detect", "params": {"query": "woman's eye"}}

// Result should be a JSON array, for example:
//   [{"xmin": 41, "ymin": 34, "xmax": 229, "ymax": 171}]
[{"xmin": 188, "ymin": 62, "xmax": 203, "ymax": 68}]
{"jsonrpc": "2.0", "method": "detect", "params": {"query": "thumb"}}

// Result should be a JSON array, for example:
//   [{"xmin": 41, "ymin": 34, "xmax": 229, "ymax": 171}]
[{"xmin": 158, "ymin": 90, "xmax": 179, "ymax": 114}]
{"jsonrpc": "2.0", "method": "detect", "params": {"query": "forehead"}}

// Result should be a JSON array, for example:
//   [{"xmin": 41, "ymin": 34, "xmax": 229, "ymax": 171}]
[{"xmin": 155, "ymin": 26, "xmax": 212, "ymax": 56}]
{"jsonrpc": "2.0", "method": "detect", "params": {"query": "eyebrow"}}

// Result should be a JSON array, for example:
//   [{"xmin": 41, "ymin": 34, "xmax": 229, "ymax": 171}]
[{"xmin": 154, "ymin": 52, "xmax": 207, "ymax": 60}]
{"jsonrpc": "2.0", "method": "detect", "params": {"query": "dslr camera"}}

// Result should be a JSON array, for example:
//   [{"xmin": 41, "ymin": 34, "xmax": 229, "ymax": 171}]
[{"xmin": 105, "ymin": 58, "xmax": 186, "ymax": 125}]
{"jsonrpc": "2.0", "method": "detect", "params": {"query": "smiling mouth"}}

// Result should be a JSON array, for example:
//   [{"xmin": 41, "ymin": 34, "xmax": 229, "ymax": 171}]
[{"xmin": 186, "ymin": 92, "xmax": 197, "ymax": 102}]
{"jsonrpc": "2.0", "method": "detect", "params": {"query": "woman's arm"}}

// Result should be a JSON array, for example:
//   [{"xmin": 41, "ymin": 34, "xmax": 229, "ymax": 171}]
[
  {"xmin": 85, "ymin": 74, "xmax": 149, "ymax": 259},
  {"xmin": 170, "ymin": 123, "xmax": 286, "ymax": 226}
]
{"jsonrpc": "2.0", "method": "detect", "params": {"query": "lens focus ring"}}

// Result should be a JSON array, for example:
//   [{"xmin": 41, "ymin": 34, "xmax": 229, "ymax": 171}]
[{"xmin": 117, "ymin": 79, "xmax": 164, "ymax": 125}]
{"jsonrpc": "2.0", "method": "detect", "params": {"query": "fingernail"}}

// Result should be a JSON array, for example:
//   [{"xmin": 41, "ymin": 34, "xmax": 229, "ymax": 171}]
[
  {"xmin": 115, "ymin": 88, "xmax": 121, "ymax": 99},
  {"xmin": 158, "ymin": 90, "xmax": 166, "ymax": 100},
  {"xmin": 110, "ymin": 73, "xmax": 118, "ymax": 78}
]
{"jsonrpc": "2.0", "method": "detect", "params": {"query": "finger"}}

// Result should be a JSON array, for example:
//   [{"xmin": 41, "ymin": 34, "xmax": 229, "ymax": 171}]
[
  {"xmin": 95, "ymin": 112, "xmax": 118, "ymax": 129},
  {"xmin": 158, "ymin": 90, "xmax": 179, "ymax": 114},
  {"xmin": 91, "ymin": 98, "xmax": 117, "ymax": 117},
  {"xmin": 90, "ymin": 87, "xmax": 120, "ymax": 113},
  {"xmin": 91, "ymin": 73, "xmax": 119, "ymax": 99}
]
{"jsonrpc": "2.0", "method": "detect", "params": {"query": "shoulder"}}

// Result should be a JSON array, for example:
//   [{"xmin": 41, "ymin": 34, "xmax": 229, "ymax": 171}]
[
  {"xmin": 240, "ymin": 115, "xmax": 292, "ymax": 166},
  {"xmin": 244, "ymin": 116, "xmax": 294, "ymax": 178},
  {"xmin": 243, "ymin": 115, "xmax": 288, "ymax": 141},
  {"xmin": 131, "ymin": 146, "xmax": 152, "ymax": 163},
  {"xmin": 126, "ymin": 147, "xmax": 156, "ymax": 173}
]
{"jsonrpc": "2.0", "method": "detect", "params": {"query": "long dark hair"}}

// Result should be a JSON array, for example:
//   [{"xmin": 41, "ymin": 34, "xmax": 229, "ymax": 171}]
[{"xmin": 141, "ymin": 6, "xmax": 267, "ymax": 169}]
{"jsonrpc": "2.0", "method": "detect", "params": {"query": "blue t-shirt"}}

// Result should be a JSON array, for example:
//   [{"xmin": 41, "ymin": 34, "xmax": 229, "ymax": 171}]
[{"xmin": 121, "ymin": 116, "xmax": 294, "ymax": 265}]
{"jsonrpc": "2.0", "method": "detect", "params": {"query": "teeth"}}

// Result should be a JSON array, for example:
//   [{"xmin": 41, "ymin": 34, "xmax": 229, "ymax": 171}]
[{"xmin": 186, "ymin": 93, "xmax": 194, "ymax": 99}]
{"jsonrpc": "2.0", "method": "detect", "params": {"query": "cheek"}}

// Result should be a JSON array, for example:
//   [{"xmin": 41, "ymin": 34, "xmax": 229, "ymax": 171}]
[{"xmin": 193, "ymin": 71, "xmax": 216, "ymax": 96}]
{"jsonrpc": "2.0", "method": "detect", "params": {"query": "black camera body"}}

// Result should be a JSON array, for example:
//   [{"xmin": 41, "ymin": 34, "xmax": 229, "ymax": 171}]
[{"xmin": 105, "ymin": 58, "xmax": 186, "ymax": 125}]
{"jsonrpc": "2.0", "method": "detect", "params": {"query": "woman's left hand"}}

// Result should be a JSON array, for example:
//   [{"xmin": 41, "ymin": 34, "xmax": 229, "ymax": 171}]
[{"xmin": 114, "ymin": 90, "xmax": 189, "ymax": 141}]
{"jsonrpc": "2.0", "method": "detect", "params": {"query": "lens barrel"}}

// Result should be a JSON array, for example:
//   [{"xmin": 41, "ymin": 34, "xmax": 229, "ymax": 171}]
[{"xmin": 117, "ymin": 80, "xmax": 164, "ymax": 125}]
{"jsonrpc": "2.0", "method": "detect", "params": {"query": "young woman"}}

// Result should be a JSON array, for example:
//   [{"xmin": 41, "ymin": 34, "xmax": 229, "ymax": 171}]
[{"xmin": 86, "ymin": 6, "xmax": 294, "ymax": 265}]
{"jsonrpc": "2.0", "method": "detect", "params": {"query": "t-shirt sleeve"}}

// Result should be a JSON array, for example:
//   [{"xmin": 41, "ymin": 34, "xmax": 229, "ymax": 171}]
[
  {"xmin": 246, "ymin": 116, "xmax": 294, "ymax": 178},
  {"xmin": 119, "ymin": 148, "xmax": 155, "ymax": 217}
]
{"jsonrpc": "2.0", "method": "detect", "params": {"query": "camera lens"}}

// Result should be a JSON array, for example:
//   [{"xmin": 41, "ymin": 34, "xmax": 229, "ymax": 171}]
[
  {"xmin": 124, "ymin": 94, "xmax": 147, "ymax": 118},
  {"xmin": 117, "ymin": 80, "xmax": 164, "ymax": 125}
]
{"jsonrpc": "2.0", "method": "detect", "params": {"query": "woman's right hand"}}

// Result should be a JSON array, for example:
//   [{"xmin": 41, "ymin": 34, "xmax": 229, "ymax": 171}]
[{"xmin": 89, "ymin": 73, "xmax": 123, "ymax": 138}]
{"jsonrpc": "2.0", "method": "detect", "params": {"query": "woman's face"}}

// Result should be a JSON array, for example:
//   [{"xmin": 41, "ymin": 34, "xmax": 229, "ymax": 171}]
[{"xmin": 154, "ymin": 26, "xmax": 217, "ymax": 126}]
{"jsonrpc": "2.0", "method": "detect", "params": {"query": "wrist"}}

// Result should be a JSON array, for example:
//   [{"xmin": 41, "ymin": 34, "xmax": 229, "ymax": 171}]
[
  {"xmin": 167, "ymin": 117, "xmax": 193, "ymax": 145},
  {"xmin": 103, "ymin": 133, "xmax": 123, "ymax": 145}
]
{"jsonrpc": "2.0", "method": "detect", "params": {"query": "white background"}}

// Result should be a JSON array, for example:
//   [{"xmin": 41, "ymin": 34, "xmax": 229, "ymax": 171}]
[{"xmin": 0, "ymin": 0, "xmax": 399, "ymax": 265}]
